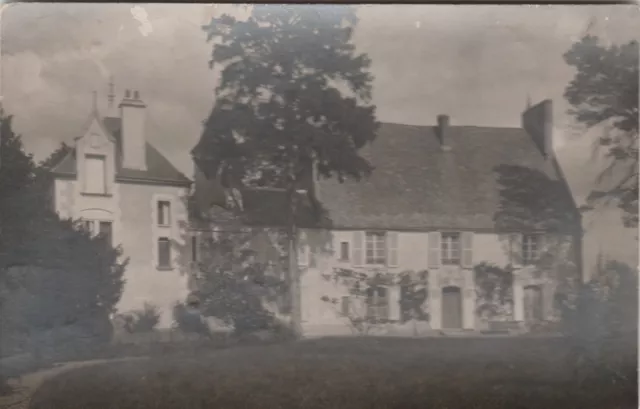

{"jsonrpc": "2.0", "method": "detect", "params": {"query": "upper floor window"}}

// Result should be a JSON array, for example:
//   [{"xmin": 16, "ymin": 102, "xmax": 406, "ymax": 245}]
[
  {"xmin": 339, "ymin": 241, "xmax": 350, "ymax": 261},
  {"xmin": 84, "ymin": 155, "xmax": 106, "ymax": 194},
  {"xmin": 157, "ymin": 201, "xmax": 171, "ymax": 226},
  {"xmin": 522, "ymin": 234, "xmax": 541, "ymax": 264},
  {"xmin": 365, "ymin": 232, "xmax": 386, "ymax": 265},
  {"xmin": 441, "ymin": 232, "xmax": 461, "ymax": 265}
]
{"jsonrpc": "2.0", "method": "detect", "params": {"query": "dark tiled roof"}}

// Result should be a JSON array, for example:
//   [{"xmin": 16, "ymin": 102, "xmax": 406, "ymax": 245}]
[
  {"xmin": 52, "ymin": 116, "xmax": 191, "ymax": 186},
  {"xmin": 314, "ymin": 123, "xmax": 578, "ymax": 232},
  {"xmin": 207, "ymin": 123, "xmax": 579, "ymax": 232}
]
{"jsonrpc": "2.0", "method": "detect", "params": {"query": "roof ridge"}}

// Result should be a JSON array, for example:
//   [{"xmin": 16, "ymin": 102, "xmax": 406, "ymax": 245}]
[{"xmin": 379, "ymin": 121, "xmax": 524, "ymax": 131}]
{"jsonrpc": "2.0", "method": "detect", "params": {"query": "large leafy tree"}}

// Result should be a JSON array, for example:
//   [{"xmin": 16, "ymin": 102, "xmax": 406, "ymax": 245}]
[
  {"xmin": 196, "ymin": 5, "xmax": 379, "ymax": 336},
  {"xmin": 563, "ymin": 35, "xmax": 639, "ymax": 228},
  {"xmin": 0, "ymin": 110, "xmax": 126, "ymax": 360}
]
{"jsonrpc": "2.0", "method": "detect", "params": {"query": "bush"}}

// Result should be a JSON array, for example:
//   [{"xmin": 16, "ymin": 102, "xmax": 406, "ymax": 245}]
[
  {"xmin": 172, "ymin": 302, "xmax": 212, "ymax": 338},
  {"xmin": 121, "ymin": 303, "xmax": 160, "ymax": 334}
]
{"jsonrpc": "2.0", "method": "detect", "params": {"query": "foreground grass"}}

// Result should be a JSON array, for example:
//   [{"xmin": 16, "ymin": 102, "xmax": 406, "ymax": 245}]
[{"xmin": 29, "ymin": 337, "xmax": 637, "ymax": 409}]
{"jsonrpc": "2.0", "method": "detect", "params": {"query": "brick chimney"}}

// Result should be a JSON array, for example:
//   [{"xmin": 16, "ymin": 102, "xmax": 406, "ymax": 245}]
[
  {"xmin": 119, "ymin": 89, "xmax": 147, "ymax": 170},
  {"xmin": 437, "ymin": 114, "xmax": 452, "ymax": 151},
  {"xmin": 522, "ymin": 99, "xmax": 553, "ymax": 159}
]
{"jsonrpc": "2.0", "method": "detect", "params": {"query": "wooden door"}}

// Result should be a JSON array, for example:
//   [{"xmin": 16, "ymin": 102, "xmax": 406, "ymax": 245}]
[
  {"xmin": 524, "ymin": 285, "xmax": 543, "ymax": 324},
  {"xmin": 442, "ymin": 286, "xmax": 463, "ymax": 329}
]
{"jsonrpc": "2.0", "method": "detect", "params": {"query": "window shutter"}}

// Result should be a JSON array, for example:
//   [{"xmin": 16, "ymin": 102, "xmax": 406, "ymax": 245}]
[
  {"xmin": 461, "ymin": 232, "xmax": 474, "ymax": 268},
  {"xmin": 510, "ymin": 233, "xmax": 523, "ymax": 268},
  {"xmin": 353, "ymin": 231, "xmax": 364, "ymax": 267},
  {"xmin": 428, "ymin": 231, "xmax": 441, "ymax": 268},
  {"xmin": 387, "ymin": 232, "xmax": 399, "ymax": 267},
  {"xmin": 341, "ymin": 296, "xmax": 350, "ymax": 316},
  {"xmin": 537, "ymin": 234, "xmax": 546, "ymax": 261}
]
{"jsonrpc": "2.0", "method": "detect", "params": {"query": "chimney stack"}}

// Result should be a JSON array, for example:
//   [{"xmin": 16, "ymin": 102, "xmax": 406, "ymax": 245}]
[
  {"xmin": 522, "ymin": 99, "xmax": 553, "ymax": 159},
  {"xmin": 119, "ymin": 88, "xmax": 147, "ymax": 170},
  {"xmin": 437, "ymin": 114, "xmax": 451, "ymax": 151}
]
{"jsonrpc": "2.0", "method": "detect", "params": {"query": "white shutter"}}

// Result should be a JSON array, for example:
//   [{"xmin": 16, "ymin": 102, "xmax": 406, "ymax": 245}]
[
  {"xmin": 387, "ymin": 232, "xmax": 399, "ymax": 267},
  {"xmin": 353, "ymin": 231, "xmax": 364, "ymax": 267},
  {"xmin": 461, "ymin": 232, "xmax": 474, "ymax": 268},
  {"xmin": 428, "ymin": 232, "xmax": 441, "ymax": 268}
]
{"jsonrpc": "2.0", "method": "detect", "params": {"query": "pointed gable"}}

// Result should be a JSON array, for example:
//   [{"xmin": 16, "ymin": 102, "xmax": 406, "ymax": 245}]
[{"xmin": 51, "ymin": 116, "xmax": 190, "ymax": 187}]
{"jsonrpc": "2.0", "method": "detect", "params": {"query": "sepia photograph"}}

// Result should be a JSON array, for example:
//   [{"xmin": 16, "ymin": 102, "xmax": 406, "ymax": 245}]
[{"xmin": 0, "ymin": 3, "xmax": 638, "ymax": 408}]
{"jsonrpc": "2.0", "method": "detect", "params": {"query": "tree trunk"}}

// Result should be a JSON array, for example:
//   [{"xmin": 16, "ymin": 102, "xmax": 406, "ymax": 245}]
[{"xmin": 287, "ymin": 225, "xmax": 302, "ymax": 338}]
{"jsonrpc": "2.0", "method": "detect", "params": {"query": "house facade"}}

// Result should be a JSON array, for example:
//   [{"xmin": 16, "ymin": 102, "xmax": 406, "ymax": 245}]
[
  {"xmin": 294, "ymin": 100, "xmax": 581, "ymax": 336},
  {"xmin": 191, "ymin": 99, "xmax": 581, "ymax": 337},
  {"xmin": 50, "ymin": 90, "xmax": 192, "ymax": 327}
]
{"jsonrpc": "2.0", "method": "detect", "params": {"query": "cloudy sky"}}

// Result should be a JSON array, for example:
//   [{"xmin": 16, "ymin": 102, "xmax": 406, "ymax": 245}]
[{"xmin": 2, "ymin": 4, "xmax": 638, "ymax": 266}]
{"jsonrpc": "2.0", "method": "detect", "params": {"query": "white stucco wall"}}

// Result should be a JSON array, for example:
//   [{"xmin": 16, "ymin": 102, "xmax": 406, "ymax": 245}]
[{"xmin": 298, "ymin": 228, "xmax": 572, "ymax": 337}]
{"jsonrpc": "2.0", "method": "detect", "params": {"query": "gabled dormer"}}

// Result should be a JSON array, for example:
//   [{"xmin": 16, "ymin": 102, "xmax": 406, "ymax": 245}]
[{"xmin": 75, "ymin": 109, "xmax": 117, "ymax": 197}]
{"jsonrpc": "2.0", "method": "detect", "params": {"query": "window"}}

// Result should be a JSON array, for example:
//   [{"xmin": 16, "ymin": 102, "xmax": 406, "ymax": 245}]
[
  {"xmin": 85, "ymin": 155, "xmax": 106, "ymax": 194},
  {"xmin": 339, "ymin": 241, "xmax": 350, "ymax": 261},
  {"xmin": 191, "ymin": 235, "xmax": 198, "ymax": 263},
  {"xmin": 158, "ymin": 237, "xmax": 171, "ymax": 269},
  {"xmin": 441, "ymin": 232, "xmax": 461, "ymax": 265},
  {"xmin": 366, "ymin": 286, "xmax": 389, "ymax": 321},
  {"xmin": 98, "ymin": 221, "xmax": 113, "ymax": 246},
  {"xmin": 365, "ymin": 232, "xmax": 386, "ymax": 265},
  {"xmin": 157, "ymin": 201, "xmax": 171, "ymax": 226},
  {"xmin": 522, "ymin": 234, "xmax": 541, "ymax": 264}
]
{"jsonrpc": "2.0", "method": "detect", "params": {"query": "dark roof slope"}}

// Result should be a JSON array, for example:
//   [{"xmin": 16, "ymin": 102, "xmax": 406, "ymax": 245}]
[
  {"xmin": 52, "ymin": 117, "xmax": 191, "ymax": 186},
  {"xmin": 313, "ymin": 123, "xmax": 578, "ymax": 231},
  {"xmin": 222, "ymin": 123, "xmax": 579, "ymax": 232}
]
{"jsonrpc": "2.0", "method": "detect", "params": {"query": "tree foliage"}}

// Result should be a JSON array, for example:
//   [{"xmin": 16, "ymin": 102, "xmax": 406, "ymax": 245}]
[
  {"xmin": 197, "ymin": 5, "xmax": 378, "ymax": 188},
  {"xmin": 474, "ymin": 262, "xmax": 514, "ymax": 320},
  {"xmin": 320, "ymin": 267, "xmax": 428, "ymax": 335},
  {"xmin": 189, "ymin": 228, "xmax": 289, "ymax": 336},
  {"xmin": 0, "ymin": 110, "xmax": 126, "ymax": 359},
  {"xmin": 563, "ymin": 35, "xmax": 639, "ymax": 227},
  {"xmin": 196, "ymin": 5, "xmax": 379, "ymax": 335}
]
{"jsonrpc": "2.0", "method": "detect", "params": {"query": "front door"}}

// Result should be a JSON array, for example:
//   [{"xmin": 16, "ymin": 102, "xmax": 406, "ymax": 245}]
[
  {"xmin": 442, "ymin": 286, "xmax": 463, "ymax": 329},
  {"xmin": 524, "ymin": 285, "xmax": 543, "ymax": 324}
]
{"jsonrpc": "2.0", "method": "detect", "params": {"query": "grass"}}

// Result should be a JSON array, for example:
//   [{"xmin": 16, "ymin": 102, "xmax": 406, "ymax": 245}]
[{"xmin": 28, "ymin": 337, "xmax": 637, "ymax": 409}]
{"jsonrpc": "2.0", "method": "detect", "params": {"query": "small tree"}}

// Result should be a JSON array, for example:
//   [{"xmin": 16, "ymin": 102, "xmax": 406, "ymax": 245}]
[
  {"xmin": 190, "ymin": 228, "xmax": 289, "ymax": 337},
  {"xmin": 196, "ymin": 5, "xmax": 379, "ymax": 336}
]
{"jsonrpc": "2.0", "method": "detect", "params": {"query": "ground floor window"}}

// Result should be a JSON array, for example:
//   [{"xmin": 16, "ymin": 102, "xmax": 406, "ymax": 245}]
[
  {"xmin": 366, "ymin": 286, "xmax": 389, "ymax": 321},
  {"xmin": 81, "ymin": 219, "xmax": 113, "ymax": 246}
]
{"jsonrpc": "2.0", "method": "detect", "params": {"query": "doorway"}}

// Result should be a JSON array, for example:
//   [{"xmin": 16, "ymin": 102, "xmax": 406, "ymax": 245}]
[{"xmin": 442, "ymin": 286, "xmax": 463, "ymax": 329}]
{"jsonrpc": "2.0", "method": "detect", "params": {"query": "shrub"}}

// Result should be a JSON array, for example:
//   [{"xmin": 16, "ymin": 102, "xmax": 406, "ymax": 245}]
[
  {"xmin": 172, "ymin": 302, "xmax": 212, "ymax": 338},
  {"xmin": 122, "ymin": 303, "xmax": 160, "ymax": 334}
]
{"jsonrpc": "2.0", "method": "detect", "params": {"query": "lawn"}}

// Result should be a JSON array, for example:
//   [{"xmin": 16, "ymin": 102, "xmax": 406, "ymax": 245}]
[{"xmin": 28, "ymin": 337, "xmax": 637, "ymax": 409}]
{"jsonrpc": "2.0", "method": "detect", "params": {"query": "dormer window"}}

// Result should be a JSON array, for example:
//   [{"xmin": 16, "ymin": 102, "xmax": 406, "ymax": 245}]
[{"xmin": 84, "ymin": 154, "xmax": 106, "ymax": 194}]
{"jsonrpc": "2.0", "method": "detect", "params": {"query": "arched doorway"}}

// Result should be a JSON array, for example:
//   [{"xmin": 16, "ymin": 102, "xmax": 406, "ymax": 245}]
[
  {"xmin": 442, "ymin": 286, "xmax": 463, "ymax": 329},
  {"xmin": 523, "ymin": 285, "xmax": 543, "ymax": 324}
]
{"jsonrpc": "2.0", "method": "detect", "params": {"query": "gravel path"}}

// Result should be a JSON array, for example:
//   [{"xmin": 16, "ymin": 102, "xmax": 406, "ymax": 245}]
[{"xmin": 0, "ymin": 357, "xmax": 148, "ymax": 409}]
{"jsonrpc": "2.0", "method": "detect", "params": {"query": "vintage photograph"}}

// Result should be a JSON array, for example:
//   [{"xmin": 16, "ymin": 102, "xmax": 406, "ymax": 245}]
[{"xmin": 1, "ymin": 3, "xmax": 638, "ymax": 408}]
